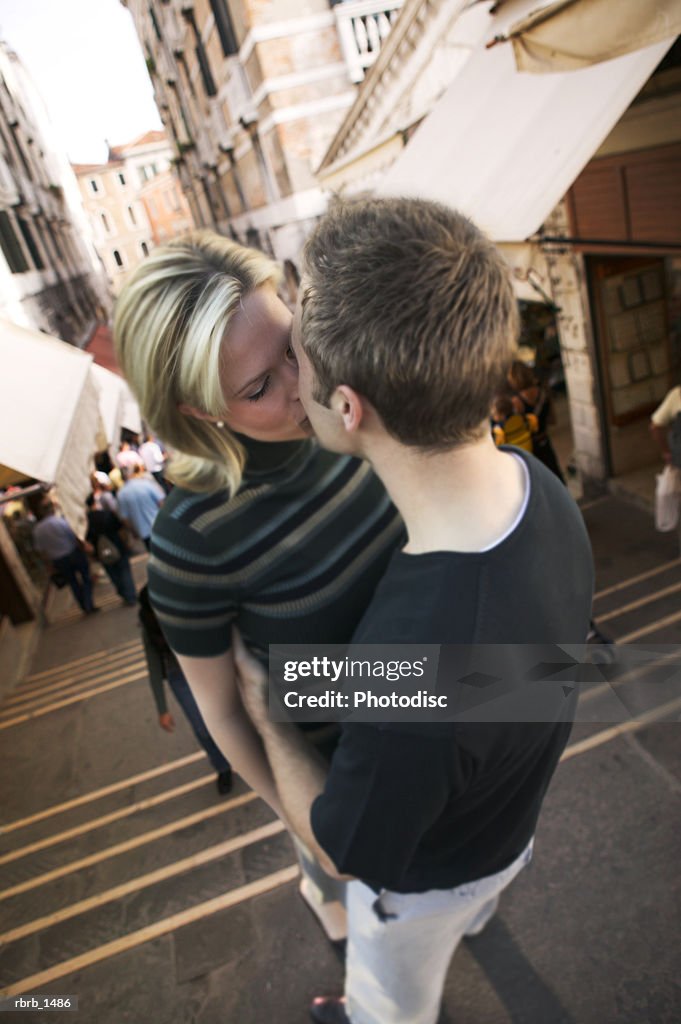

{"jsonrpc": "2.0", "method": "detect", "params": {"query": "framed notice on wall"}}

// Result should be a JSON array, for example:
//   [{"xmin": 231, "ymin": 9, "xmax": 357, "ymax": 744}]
[{"xmin": 592, "ymin": 258, "xmax": 671, "ymax": 426}]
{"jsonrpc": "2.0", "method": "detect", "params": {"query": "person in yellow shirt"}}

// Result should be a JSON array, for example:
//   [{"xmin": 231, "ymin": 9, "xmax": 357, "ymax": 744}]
[{"xmin": 490, "ymin": 394, "xmax": 538, "ymax": 451}]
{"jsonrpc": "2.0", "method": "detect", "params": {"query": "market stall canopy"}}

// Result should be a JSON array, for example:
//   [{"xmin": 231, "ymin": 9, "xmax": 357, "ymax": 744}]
[
  {"xmin": 91, "ymin": 363, "xmax": 142, "ymax": 447},
  {"xmin": 0, "ymin": 320, "xmax": 102, "ymax": 535},
  {"xmin": 489, "ymin": 0, "xmax": 681, "ymax": 74},
  {"xmin": 91, "ymin": 364, "xmax": 125, "ymax": 449},
  {"xmin": 0, "ymin": 466, "xmax": 31, "ymax": 489},
  {"xmin": 121, "ymin": 384, "xmax": 142, "ymax": 437},
  {"xmin": 379, "ymin": 2, "xmax": 676, "ymax": 241}
]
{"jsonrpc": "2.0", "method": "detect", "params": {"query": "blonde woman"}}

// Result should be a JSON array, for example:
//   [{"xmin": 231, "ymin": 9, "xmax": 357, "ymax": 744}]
[{"xmin": 114, "ymin": 231, "xmax": 403, "ymax": 938}]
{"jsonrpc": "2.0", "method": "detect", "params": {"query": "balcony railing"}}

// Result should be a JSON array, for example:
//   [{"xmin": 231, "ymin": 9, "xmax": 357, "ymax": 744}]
[{"xmin": 334, "ymin": 0, "xmax": 405, "ymax": 84}]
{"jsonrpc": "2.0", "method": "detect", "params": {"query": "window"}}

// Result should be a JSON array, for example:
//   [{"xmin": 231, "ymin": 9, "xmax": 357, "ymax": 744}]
[
  {"xmin": 17, "ymin": 217, "xmax": 44, "ymax": 269},
  {"xmin": 90, "ymin": 179, "xmax": 99, "ymax": 193},
  {"xmin": 149, "ymin": 5, "xmax": 163, "ymax": 40},
  {"xmin": 141, "ymin": 241, "xmax": 149, "ymax": 257},
  {"xmin": 139, "ymin": 165, "xmax": 149, "ymax": 185},
  {"xmin": 9, "ymin": 125, "xmax": 33, "ymax": 180},
  {"xmin": 210, "ymin": 0, "xmax": 238, "ymax": 57},
  {"xmin": 128, "ymin": 204, "xmax": 137, "ymax": 226},
  {"xmin": 101, "ymin": 211, "xmax": 110, "ymax": 232},
  {"xmin": 183, "ymin": 9, "xmax": 217, "ymax": 96},
  {"xmin": 151, "ymin": 162, "xmax": 158, "ymax": 176},
  {"xmin": 0, "ymin": 211, "xmax": 29, "ymax": 273},
  {"xmin": 196, "ymin": 41, "xmax": 217, "ymax": 96},
  {"xmin": 0, "ymin": 124, "xmax": 15, "ymax": 167},
  {"xmin": 118, "ymin": 172, "xmax": 126, "ymax": 186},
  {"xmin": 113, "ymin": 249, "xmax": 123, "ymax": 267}
]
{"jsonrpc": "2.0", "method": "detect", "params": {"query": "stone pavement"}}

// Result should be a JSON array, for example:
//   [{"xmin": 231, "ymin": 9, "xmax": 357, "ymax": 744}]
[{"xmin": 0, "ymin": 498, "xmax": 680, "ymax": 1024}]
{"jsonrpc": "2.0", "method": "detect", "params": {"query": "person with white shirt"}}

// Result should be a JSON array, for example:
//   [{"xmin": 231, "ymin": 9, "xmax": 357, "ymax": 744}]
[
  {"xmin": 117, "ymin": 463, "xmax": 165, "ymax": 550},
  {"xmin": 138, "ymin": 433, "xmax": 168, "ymax": 491}
]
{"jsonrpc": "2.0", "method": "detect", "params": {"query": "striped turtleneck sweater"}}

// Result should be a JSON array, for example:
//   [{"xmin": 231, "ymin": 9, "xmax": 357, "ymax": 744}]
[{"xmin": 148, "ymin": 438, "xmax": 404, "ymax": 661}]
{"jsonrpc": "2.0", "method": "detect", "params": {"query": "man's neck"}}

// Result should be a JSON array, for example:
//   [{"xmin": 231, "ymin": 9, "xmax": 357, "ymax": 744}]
[{"xmin": 366, "ymin": 434, "xmax": 528, "ymax": 554}]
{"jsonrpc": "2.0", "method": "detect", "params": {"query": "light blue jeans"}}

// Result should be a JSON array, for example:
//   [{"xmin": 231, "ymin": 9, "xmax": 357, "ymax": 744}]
[{"xmin": 345, "ymin": 840, "xmax": 534, "ymax": 1024}]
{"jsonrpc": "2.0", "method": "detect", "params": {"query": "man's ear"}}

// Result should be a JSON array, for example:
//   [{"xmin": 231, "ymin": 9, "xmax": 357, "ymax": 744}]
[
  {"xmin": 330, "ymin": 385, "xmax": 364, "ymax": 434},
  {"xmin": 177, "ymin": 402, "xmax": 221, "ymax": 423}
]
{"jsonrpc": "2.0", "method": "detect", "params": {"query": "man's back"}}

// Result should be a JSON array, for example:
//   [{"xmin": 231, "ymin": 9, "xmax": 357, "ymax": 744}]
[
  {"xmin": 312, "ymin": 451, "xmax": 593, "ymax": 892},
  {"xmin": 118, "ymin": 477, "xmax": 163, "ymax": 539},
  {"xmin": 139, "ymin": 440, "xmax": 164, "ymax": 474},
  {"xmin": 33, "ymin": 513, "xmax": 77, "ymax": 561}
]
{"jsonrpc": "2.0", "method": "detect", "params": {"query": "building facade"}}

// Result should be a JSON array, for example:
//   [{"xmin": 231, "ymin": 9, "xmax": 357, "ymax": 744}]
[
  {"xmin": 122, "ymin": 0, "xmax": 403, "ymax": 264},
  {"xmin": 0, "ymin": 42, "xmax": 111, "ymax": 342},
  {"xmin": 73, "ymin": 130, "xmax": 194, "ymax": 295},
  {"xmin": 313, "ymin": 1, "xmax": 681, "ymax": 492}
]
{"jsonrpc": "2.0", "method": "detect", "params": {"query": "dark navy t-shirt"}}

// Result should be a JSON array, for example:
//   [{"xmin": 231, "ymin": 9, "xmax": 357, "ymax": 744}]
[{"xmin": 311, "ymin": 450, "xmax": 594, "ymax": 892}]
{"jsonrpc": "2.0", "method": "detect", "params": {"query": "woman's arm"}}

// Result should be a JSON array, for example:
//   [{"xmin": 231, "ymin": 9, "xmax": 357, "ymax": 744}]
[{"xmin": 175, "ymin": 649, "xmax": 284, "ymax": 819}]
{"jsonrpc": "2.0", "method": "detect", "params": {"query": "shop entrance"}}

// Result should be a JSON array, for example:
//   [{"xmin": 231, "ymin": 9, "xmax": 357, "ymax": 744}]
[{"xmin": 588, "ymin": 255, "xmax": 674, "ymax": 477}]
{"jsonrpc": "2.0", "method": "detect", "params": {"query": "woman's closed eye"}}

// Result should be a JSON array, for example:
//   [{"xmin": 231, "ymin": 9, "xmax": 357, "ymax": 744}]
[{"xmin": 247, "ymin": 375, "xmax": 272, "ymax": 402}]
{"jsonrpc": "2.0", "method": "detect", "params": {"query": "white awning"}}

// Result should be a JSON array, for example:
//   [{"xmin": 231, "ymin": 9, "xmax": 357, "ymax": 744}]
[
  {"xmin": 498, "ymin": 243, "xmax": 553, "ymax": 303},
  {"xmin": 0, "ymin": 320, "xmax": 103, "ymax": 535},
  {"xmin": 91, "ymin": 364, "xmax": 125, "ymax": 448},
  {"xmin": 120, "ymin": 382, "xmax": 142, "ymax": 436},
  {"xmin": 497, "ymin": 0, "xmax": 681, "ymax": 74},
  {"xmin": 379, "ymin": 17, "xmax": 675, "ymax": 242},
  {"xmin": 90, "ymin": 364, "xmax": 142, "ymax": 446}
]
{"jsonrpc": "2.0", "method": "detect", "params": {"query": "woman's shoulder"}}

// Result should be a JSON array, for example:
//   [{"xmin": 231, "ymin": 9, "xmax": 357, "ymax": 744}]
[{"xmin": 153, "ymin": 484, "xmax": 232, "ymax": 536}]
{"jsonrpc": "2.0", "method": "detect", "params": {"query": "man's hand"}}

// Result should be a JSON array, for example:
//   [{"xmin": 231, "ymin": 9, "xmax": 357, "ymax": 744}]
[
  {"xmin": 232, "ymin": 627, "xmax": 269, "ymax": 731},
  {"xmin": 159, "ymin": 712, "xmax": 175, "ymax": 732},
  {"xmin": 231, "ymin": 628, "xmax": 343, "ymax": 876}
]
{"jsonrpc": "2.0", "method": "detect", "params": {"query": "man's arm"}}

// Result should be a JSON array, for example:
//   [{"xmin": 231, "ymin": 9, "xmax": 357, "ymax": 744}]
[{"xmin": 232, "ymin": 630, "xmax": 350, "ymax": 879}]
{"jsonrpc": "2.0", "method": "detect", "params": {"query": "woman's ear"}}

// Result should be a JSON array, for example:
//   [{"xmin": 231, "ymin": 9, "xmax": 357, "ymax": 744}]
[{"xmin": 177, "ymin": 402, "xmax": 221, "ymax": 423}]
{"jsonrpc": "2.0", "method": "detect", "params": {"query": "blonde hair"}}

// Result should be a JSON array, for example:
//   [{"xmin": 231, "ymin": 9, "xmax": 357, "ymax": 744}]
[
  {"xmin": 113, "ymin": 231, "xmax": 281, "ymax": 494},
  {"xmin": 301, "ymin": 198, "xmax": 519, "ymax": 449}
]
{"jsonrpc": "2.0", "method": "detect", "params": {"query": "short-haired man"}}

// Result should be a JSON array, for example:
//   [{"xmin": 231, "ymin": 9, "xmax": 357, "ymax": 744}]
[
  {"xmin": 234, "ymin": 198, "xmax": 594, "ymax": 1024},
  {"xmin": 117, "ymin": 462, "xmax": 165, "ymax": 550},
  {"xmin": 33, "ymin": 499, "xmax": 99, "ymax": 615}
]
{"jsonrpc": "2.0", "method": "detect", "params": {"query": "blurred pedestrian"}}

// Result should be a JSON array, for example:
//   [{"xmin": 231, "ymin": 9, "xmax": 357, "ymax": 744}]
[
  {"xmin": 117, "ymin": 463, "xmax": 165, "ymax": 550},
  {"xmin": 89, "ymin": 471, "xmax": 118, "ymax": 512},
  {"xmin": 33, "ymin": 499, "xmax": 99, "ymax": 614},
  {"xmin": 490, "ymin": 393, "xmax": 538, "ymax": 451},
  {"xmin": 507, "ymin": 360, "xmax": 565, "ymax": 482},
  {"xmin": 108, "ymin": 464, "xmax": 124, "ymax": 493},
  {"xmin": 85, "ymin": 496, "xmax": 136, "ymax": 605},
  {"xmin": 115, "ymin": 440, "xmax": 144, "ymax": 475},
  {"xmin": 650, "ymin": 381, "xmax": 681, "ymax": 466},
  {"xmin": 6, "ymin": 506, "xmax": 43, "ymax": 582},
  {"xmin": 138, "ymin": 433, "xmax": 169, "ymax": 492},
  {"xmin": 138, "ymin": 586, "xmax": 232, "ymax": 794}
]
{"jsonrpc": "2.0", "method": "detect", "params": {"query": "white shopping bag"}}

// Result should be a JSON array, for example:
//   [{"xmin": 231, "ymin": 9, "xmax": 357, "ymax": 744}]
[{"xmin": 654, "ymin": 465, "xmax": 681, "ymax": 532}]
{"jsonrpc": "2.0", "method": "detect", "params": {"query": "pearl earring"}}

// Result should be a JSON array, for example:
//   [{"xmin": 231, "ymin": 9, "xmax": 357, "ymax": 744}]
[{"xmin": 216, "ymin": 420, "xmax": 225, "ymax": 429}]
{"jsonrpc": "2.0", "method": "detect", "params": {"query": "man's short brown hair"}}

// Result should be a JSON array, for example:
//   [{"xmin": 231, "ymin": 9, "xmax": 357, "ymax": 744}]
[{"xmin": 300, "ymin": 197, "xmax": 519, "ymax": 449}]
